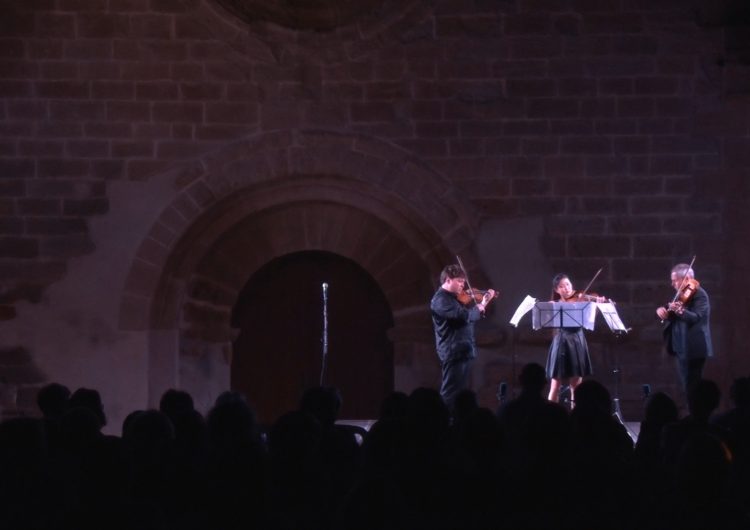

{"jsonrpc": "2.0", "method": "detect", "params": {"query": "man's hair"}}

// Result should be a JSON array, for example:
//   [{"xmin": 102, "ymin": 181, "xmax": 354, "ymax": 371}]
[
  {"xmin": 440, "ymin": 264, "xmax": 464, "ymax": 284},
  {"xmin": 672, "ymin": 263, "xmax": 694, "ymax": 278}
]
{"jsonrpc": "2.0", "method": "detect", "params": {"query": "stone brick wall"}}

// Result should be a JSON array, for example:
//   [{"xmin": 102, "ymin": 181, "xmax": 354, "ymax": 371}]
[{"xmin": 0, "ymin": 0, "xmax": 748, "ymax": 423}]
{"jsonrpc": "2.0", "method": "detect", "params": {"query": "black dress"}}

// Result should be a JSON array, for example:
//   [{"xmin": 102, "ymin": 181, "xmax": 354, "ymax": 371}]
[{"xmin": 545, "ymin": 327, "xmax": 593, "ymax": 379}]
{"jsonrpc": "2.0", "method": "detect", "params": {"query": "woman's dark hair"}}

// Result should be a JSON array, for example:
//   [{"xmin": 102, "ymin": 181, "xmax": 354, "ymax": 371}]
[{"xmin": 551, "ymin": 273, "xmax": 569, "ymax": 301}]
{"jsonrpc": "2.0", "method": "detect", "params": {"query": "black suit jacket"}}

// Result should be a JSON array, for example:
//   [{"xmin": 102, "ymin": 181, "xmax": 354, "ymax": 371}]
[
  {"xmin": 663, "ymin": 286, "xmax": 713, "ymax": 360},
  {"xmin": 430, "ymin": 288, "xmax": 483, "ymax": 363}
]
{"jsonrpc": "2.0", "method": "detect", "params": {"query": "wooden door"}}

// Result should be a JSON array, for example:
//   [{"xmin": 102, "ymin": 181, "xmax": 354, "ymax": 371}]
[{"xmin": 231, "ymin": 251, "xmax": 394, "ymax": 426}]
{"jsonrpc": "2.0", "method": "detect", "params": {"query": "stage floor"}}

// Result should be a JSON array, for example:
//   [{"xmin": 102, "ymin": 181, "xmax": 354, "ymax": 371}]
[{"xmin": 338, "ymin": 419, "xmax": 642, "ymax": 443}]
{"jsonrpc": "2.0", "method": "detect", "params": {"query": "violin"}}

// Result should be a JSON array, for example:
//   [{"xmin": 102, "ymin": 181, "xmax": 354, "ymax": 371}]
[
  {"xmin": 458, "ymin": 288, "xmax": 499, "ymax": 306},
  {"xmin": 562, "ymin": 290, "xmax": 609, "ymax": 303},
  {"xmin": 560, "ymin": 267, "xmax": 611, "ymax": 303},
  {"xmin": 454, "ymin": 255, "xmax": 498, "ymax": 312}
]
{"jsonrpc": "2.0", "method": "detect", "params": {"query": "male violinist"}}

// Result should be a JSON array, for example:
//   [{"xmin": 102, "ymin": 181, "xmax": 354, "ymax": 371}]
[
  {"xmin": 430, "ymin": 264, "xmax": 496, "ymax": 412},
  {"xmin": 655, "ymin": 263, "xmax": 713, "ymax": 398}
]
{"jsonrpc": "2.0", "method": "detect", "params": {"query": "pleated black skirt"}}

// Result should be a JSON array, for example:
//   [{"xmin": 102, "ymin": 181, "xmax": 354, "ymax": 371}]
[{"xmin": 545, "ymin": 327, "xmax": 593, "ymax": 379}]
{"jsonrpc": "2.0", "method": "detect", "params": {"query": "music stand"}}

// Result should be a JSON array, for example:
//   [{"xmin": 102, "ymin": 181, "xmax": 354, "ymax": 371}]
[
  {"xmin": 593, "ymin": 301, "xmax": 636, "ymax": 442},
  {"xmin": 532, "ymin": 301, "xmax": 596, "ymax": 331},
  {"xmin": 527, "ymin": 300, "xmax": 635, "ymax": 441},
  {"xmin": 604, "ymin": 329, "xmax": 636, "ymax": 443},
  {"xmin": 532, "ymin": 301, "xmax": 595, "ymax": 407},
  {"xmin": 510, "ymin": 297, "xmax": 633, "ymax": 433}
]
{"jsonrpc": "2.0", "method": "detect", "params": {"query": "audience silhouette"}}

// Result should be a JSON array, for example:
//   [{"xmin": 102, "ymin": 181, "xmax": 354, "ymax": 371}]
[{"xmin": 1, "ymin": 369, "xmax": 749, "ymax": 529}]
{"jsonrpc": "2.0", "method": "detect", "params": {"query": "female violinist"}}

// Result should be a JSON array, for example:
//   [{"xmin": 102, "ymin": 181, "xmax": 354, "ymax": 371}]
[{"xmin": 545, "ymin": 273, "xmax": 604, "ymax": 406}]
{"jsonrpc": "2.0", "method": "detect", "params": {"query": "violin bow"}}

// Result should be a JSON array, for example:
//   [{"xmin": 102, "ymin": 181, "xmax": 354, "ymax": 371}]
[
  {"xmin": 580, "ymin": 267, "xmax": 603, "ymax": 296},
  {"xmin": 456, "ymin": 255, "xmax": 480, "ymax": 308},
  {"xmin": 670, "ymin": 255, "xmax": 697, "ymax": 304}
]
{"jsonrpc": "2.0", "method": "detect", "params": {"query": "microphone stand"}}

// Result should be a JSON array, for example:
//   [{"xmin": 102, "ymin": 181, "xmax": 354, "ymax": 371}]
[{"xmin": 320, "ymin": 282, "xmax": 328, "ymax": 386}]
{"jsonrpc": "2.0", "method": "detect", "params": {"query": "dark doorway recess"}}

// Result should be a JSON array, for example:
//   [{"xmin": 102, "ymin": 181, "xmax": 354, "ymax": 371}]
[{"xmin": 231, "ymin": 251, "xmax": 394, "ymax": 426}]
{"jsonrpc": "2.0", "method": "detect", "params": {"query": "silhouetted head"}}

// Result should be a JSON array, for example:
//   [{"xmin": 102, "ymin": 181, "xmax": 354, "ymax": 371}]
[
  {"xmin": 207, "ymin": 391, "xmax": 259, "ymax": 447},
  {"xmin": 299, "ymin": 386, "xmax": 342, "ymax": 429},
  {"xmin": 123, "ymin": 409, "xmax": 174, "ymax": 454},
  {"xmin": 687, "ymin": 379, "xmax": 721, "ymax": 421},
  {"xmin": 378, "ymin": 391, "xmax": 408, "ymax": 421},
  {"xmin": 643, "ymin": 391, "xmax": 678, "ymax": 426},
  {"xmin": 269, "ymin": 410, "xmax": 322, "ymax": 467},
  {"xmin": 37, "ymin": 382, "xmax": 70, "ymax": 419},
  {"xmin": 171, "ymin": 408, "xmax": 207, "ymax": 448},
  {"xmin": 518, "ymin": 362, "xmax": 547, "ymax": 395},
  {"xmin": 60, "ymin": 406, "xmax": 103, "ymax": 449},
  {"xmin": 69, "ymin": 387, "xmax": 106, "ymax": 428},
  {"xmin": 573, "ymin": 380, "xmax": 611, "ymax": 416},
  {"xmin": 407, "ymin": 387, "xmax": 450, "ymax": 439},
  {"xmin": 455, "ymin": 389, "xmax": 478, "ymax": 408},
  {"xmin": 159, "ymin": 389, "xmax": 195, "ymax": 423},
  {"xmin": 122, "ymin": 409, "xmax": 146, "ymax": 439}
]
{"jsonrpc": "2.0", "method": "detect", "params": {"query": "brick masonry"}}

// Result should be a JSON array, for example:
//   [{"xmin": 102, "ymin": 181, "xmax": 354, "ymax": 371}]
[{"xmin": 0, "ymin": 0, "xmax": 748, "ymax": 423}]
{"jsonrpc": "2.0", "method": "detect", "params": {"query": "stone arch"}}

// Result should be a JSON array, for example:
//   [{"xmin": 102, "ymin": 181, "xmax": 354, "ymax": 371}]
[
  {"xmin": 191, "ymin": 0, "xmax": 434, "ymax": 63},
  {"xmin": 118, "ymin": 130, "xmax": 485, "ymax": 410}
]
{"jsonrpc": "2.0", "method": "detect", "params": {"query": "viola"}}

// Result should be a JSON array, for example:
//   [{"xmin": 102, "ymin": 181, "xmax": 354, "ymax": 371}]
[
  {"xmin": 666, "ymin": 255, "xmax": 699, "ymax": 314},
  {"xmin": 458, "ymin": 288, "xmax": 499, "ymax": 306},
  {"xmin": 659, "ymin": 255, "xmax": 699, "ymax": 321},
  {"xmin": 665, "ymin": 278, "xmax": 700, "ymax": 315},
  {"xmin": 675, "ymin": 278, "xmax": 699, "ymax": 305}
]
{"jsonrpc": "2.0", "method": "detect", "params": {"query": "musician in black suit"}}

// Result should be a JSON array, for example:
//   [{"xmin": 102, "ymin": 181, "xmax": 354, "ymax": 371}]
[
  {"xmin": 430, "ymin": 264, "xmax": 495, "ymax": 411},
  {"xmin": 656, "ymin": 262, "xmax": 713, "ymax": 396}
]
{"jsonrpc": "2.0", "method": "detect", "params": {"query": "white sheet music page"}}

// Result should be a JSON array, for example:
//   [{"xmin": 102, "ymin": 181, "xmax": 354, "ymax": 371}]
[
  {"xmin": 509, "ymin": 295, "xmax": 537, "ymax": 327},
  {"xmin": 595, "ymin": 301, "xmax": 628, "ymax": 332}
]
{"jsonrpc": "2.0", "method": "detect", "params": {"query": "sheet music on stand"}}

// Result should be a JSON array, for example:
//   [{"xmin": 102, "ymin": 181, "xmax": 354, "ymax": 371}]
[
  {"xmin": 532, "ymin": 301, "xmax": 596, "ymax": 331},
  {"xmin": 595, "ymin": 301, "xmax": 628, "ymax": 333},
  {"xmin": 509, "ymin": 297, "xmax": 628, "ymax": 333},
  {"xmin": 509, "ymin": 295, "xmax": 537, "ymax": 327}
]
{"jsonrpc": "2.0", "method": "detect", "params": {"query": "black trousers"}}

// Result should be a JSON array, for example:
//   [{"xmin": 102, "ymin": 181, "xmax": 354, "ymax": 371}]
[
  {"xmin": 676, "ymin": 357, "xmax": 706, "ymax": 395},
  {"xmin": 440, "ymin": 357, "xmax": 471, "ymax": 411}
]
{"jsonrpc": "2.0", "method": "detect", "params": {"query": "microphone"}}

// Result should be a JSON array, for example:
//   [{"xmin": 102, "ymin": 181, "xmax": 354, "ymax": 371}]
[{"xmin": 496, "ymin": 381, "xmax": 507, "ymax": 404}]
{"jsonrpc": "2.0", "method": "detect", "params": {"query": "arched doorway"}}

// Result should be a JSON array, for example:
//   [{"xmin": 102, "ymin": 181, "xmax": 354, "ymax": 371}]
[
  {"xmin": 231, "ymin": 250, "xmax": 394, "ymax": 425},
  {"xmin": 131, "ymin": 132, "xmax": 482, "ymax": 414}
]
